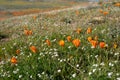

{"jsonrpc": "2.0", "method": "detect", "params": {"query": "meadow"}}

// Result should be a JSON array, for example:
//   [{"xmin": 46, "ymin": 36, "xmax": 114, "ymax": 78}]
[{"xmin": 0, "ymin": 1, "xmax": 120, "ymax": 80}]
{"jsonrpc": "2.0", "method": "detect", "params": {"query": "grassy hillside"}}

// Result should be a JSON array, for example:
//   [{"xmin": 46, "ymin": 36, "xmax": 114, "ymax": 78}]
[
  {"xmin": 0, "ymin": 0, "xmax": 89, "ymax": 20},
  {"xmin": 0, "ymin": 0, "xmax": 86, "ymax": 10},
  {"xmin": 0, "ymin": 2, "xmax": 120, "ymax": 80}
]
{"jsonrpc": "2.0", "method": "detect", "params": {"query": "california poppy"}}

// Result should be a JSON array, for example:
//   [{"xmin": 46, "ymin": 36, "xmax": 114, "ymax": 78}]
[
  {"xmin": 29, "ymin": 30, "xmax": 32, "ymax": 35},
  {"xmin": 33, "ymin": 15, "xmax": 37, "ymax": 20},
  {"xmin": 30, "ymin": 46, "xmax": 37, "ymax": 53},
  {"xmin": 76, "ymin": 28, "xmax": 82, "ymax": 34},
  {"xmin": 94, "ymin": 36, "xmax": 98, "ymax": 41},
  {"xmin": 67, "ymin": 36, "xmax": 71, "ymax": 42},
  {"xmin": 99, "ymin": 42, "xmax": 106, "ymax": 48},
  {"xmin": 24, "ymin": 29, "xmax": 32, "ymax": 35},
  {"xmin": 88, "ymin": 37, "xmax": 92, "ymax": 42},
  {"xmin": 16, "ymin": 49, "xmax": 20, "ymax": 54},
  {"xmin": 99, "ymin": 9, "xmax": 103, "ymax": 13},
  {"xmin": 75, "ymin": 10, "xmax": 79, "ymax": 16},
  {"xmin": 114, "ymin": 3, "xmax": 120, "ymax": 7},
  {"xmin": 87, "ymin": 27, "xmax": 92, "ymax": 34},
  {"xmin": 59, "ymin": 40, "xmax": 65, "ymax": 47},
  {"xmin": 72, "ymin": 39, "xmax": 80, "ymax": 47},
  {"xmin": 113, "ymin": 43, "xmax": 117, "ymax": 49},
  {"xmin": 45, "ymin": 39, "xmax": 51, "ymax": 46},
  {"xmin": 103, "ymin": 11, "xmax": 109, "ymax": 16},
  {"xmin": 24, "ymin": 30, "xmax": 29, "ymax": 35},
  {"xmin": 11, "ymin": 57, "xmax": 17, "ymax": 64},
  {"xmin": 90, "ymin": 40, "xmax": 98, "ymax": 48}
]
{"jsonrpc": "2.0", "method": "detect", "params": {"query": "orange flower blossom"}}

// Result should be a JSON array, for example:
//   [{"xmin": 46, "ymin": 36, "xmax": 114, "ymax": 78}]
[
  {"xmin": 76, "ymin": 28, "xmax": 82, "ymax": 34},
  {"xmin": 16, "ymin": 49, "xmax": 20, "ymax": 54},
  {"xmin": 90, "ymin": 40, "xmax": 98, "ymax": 48},
  {"xmin": 59, "ymin": 40, "xmax": 65, "ymax": 47},
  {"xmin": 67, "ymin": 36, "xmax": 72, "ymax": 42},
  {"xmin": 87, "ymin": 27, "xmax": 92, "ymax": 34},
  {"xmin": 72, "ymin": 39, "xmax": 81, "ymax": 47},
  {"xmin": 45, "ymin": 39, "xmax": 51, "ymax": 46},
  {"xmin": 30, "ymin": 46, "xmax": 37, "ymax": 53},
  {"xmin": 99, "ymin": 42, "xmax": 106, "ymax": 48},
  {"xmin": 11, "ymin": 57, "xmax": 17, "ymax": 64}
]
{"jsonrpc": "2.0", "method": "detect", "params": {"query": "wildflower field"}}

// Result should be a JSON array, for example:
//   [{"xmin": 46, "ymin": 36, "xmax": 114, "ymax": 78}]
[{"xmin": 0, "ymin": 1, "xmax": 120, "ymax": 80}]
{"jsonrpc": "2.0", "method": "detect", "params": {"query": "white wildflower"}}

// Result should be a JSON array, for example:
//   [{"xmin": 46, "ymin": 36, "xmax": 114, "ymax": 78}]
[
  {"xmin": 57, "ymin": 69, "xmax": 61, "ymax": 73},
  {"xmin": 89, "ymin": 72, "xmax": 92, "ymax": 75},
  {"xmin": 109, "ymin": 62, "xmax": 114, "ymax": 67},
  {"xmin": 117, "ymin": 78, "xmax": 120, "ymax": 80},
  {"xmin": 76, "ymin": 64, "xmax": 79, "ymax": 68},
  {"xmin": 37, "ymin": 74, "xmax": 41, "ymax": 78},
  {"xmin": 100, "ymin": 62, "xmax": 105, "ymax": 66},
  {"xmin": 108, "ymin": 72, "xmax": 113, "ymax": 78},
  {"xmin": 19, "ymin": 75, "xmax": 22, "ymax": 78},
  {"xmin": 115, "ymin": 52, "xmax": 119, "ymax": 56},
  {"xmin": 72, "ymin": 73, "xmax": 76, "ymax": 78},
  {"xmin": 92, "ymin": 69, "xmax": 96, "ymax": 73}
]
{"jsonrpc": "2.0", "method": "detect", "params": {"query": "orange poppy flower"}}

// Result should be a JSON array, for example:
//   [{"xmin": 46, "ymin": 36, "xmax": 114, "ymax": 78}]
[
  {"xmin": 88, "ymin": 37, "xmax": 92, "ymax": 42},
  {"xmin": 75, "ymin": 10, "xmax": 79, "ymax": 16},
  {"xmin": 90, "ymin": 40, "xmax": 98, "ymax": 48},
  {"xmin": 29, "ymin": 30, "xmax": 32, "ymax": 35},
  {"xmin": 87, "ymin": 27, "xmax": 92, "ymax": 34},
  {"xmin": 72, "ymin": 39, "xmax": 80, "ymax": 47},
  {"xmin": 99, "ymin": 42, "xmax": 106, "ymax": 48},
  {"xmin": 59, "ymin": 40, "xmax": 65, "ymax": 47},
  {"xmin": 94, "ymin": 36, "xmax": 98, "ymax": 41},
  {"xmin": 114, "ymin": 3, "xmax": 120, "ymax": 7},
  {"xmin": 103, "ymin": 11, "xmax": 109, "ymax": 16},
  {"xmin": 33, "ymin": 15, "xmax": 37, "ymax": 20},
  {"xmin": 30, "ymin": 46, "xmax": 37, "ymax": 53},
  {"xmin": 11, "ymin": 57, "xmax": 17, "ymax": 64},
  {"xmin": 113, "ymin": 43, "xmax": 117, "ymax": 49},
  {"xmin": 76, "ymin": 28, "xmax": 82, "ymax": 34},
  {"xmin": 45, "ymin": 39, "xmax": 51, "ymax": 46},
  {"xmin": 24, "ymin": 30, "xmax": 29, "ymax": 35},
  {"xmin": 67, "ymin": 36, "xmax": 71, "ymax": 42},
  {"xmin": 99, "ymin": 9, "xmax": 103, "ymax": 13},
  {"xmin": 108, "ymin": 7, "xmax": 110, "ymax": 10},
  {"xmin": 16, "ymin": 49, "xmax": 20, "ymax": 54},
  {"xmin": 24, "ymin": 30, "xmax": 32, "ymax": 35}
]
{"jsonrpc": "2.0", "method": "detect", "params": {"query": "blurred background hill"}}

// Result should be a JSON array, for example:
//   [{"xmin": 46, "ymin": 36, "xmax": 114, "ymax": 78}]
[{"xmin": 0, "ymin": 0, "xmax": 106, "ymax": 20}]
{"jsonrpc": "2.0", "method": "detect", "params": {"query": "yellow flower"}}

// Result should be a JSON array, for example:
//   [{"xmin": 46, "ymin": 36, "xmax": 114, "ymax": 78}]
[
  {"xmin": 87, "ymin": 37, "xmax": 92, "ymax": 42},
  {"xmin": 72, "ymin": 39, "xmax": 80, "ymax": 47},
  {"xmin": 94, "ymin": 36, "xmax": 98, "ymax": 41},
  {"xmin": 59, "ymin": 40, "xmax": 65, "ymax": 47},
  {"xmin": 113, "ymin": 43, "xmax": 117, "ymax": 49},
  {"xmin": 30, "ymin": 46, "xmax": 37, "ymax": 53}
]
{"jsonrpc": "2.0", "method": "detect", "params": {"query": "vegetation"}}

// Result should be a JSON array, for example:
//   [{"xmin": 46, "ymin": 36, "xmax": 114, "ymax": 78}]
[{"xmin": 0, "ymin": 1, "xmax": 120, "ymax": 80}]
